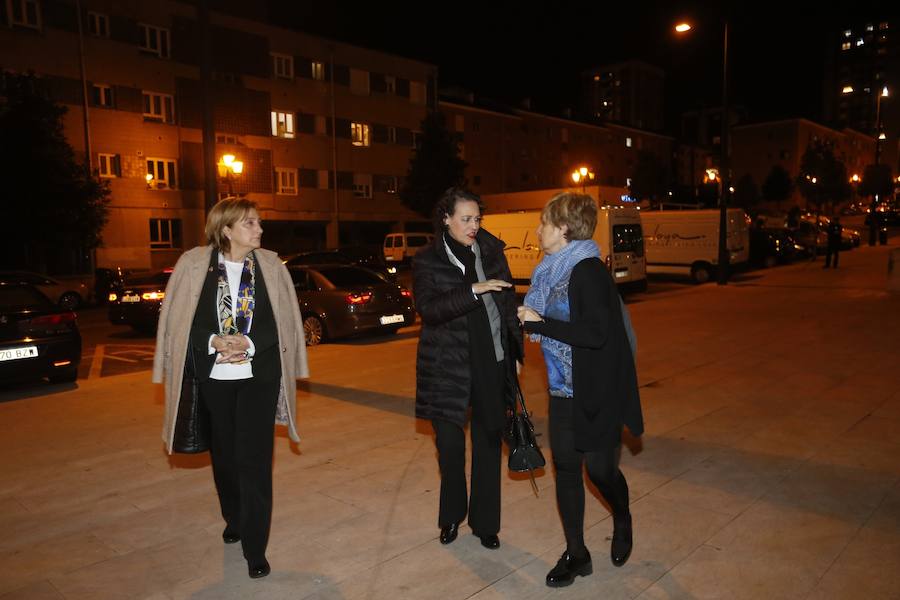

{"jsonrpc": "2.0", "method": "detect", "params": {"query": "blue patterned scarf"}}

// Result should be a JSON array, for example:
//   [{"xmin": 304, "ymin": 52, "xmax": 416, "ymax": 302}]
[{"xmin": 524, "ymin": 239, "xmax": 600, "ymax": 316}]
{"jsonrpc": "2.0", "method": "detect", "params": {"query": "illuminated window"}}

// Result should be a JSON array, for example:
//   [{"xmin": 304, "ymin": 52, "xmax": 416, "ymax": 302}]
[
  {"xmin": 841, "ymin": 41, "xmax": 851, "ymax": 50},
  {"xmin": 351, "ymin": 122, "xmax": 370, "ymax": 147},
  {"xmin": 856, "ymin": 38, "xmax": 864, "ymax": 47},
  {"xmin": 842, "ymin": 85, "xmax": 854, "ymax": 94},
  {"xmin": 625, "ymin": 137, "xmax": 633, "ymax": 148},
  {"xmin": 843, "ymin": 29, "xmax": 852, "ymax": 38},
  {"xmin": 146, "ymin": 158, "xmax": 177, "ymax": 190},
  {"xmin": 271, "ymin": 111, "xmax": 295, "ymax": 138},
  {"xmin": 311, "ymin": 61, "xmax": 325, "ymax": 81}
]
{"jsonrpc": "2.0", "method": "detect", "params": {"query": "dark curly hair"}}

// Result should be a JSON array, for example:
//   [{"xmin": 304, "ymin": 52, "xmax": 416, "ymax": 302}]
[{"xmin": 432, "ymin": 187, "xmax": 484, "ymax": 235}]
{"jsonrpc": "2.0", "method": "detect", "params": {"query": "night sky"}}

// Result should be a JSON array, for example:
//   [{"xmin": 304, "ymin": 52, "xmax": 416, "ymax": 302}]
[{"xmin": 270, "ymin": 1, "xmax": 890, "ymax": 135}]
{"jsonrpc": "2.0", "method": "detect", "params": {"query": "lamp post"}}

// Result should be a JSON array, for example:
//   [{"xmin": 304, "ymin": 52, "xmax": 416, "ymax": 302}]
[
  {"xmin": 676, "ymin": 20, "xmax": 730, "ymax": 285},
  {"xmin": 218, "ymin": 154, "xmax": 244, "ymax": 197},
  {"xmin": 571, "ymin": 166, "xmax": 595, "ymax": 193},
  {"xmin": 869, "ymin": 85, "xmax": 889, "ymax": 246}
]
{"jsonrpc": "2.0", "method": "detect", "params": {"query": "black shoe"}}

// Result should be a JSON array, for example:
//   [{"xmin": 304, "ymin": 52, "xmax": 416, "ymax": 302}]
[
  {"xmin": 477, "ymin": 534, "xmax": 500, "ymax": 549},
  {"xmin": 611, "ymin": 513, "xmax": 633, "ymax": 567},
  {"xmin": 439, "ymin": 523, "xmax": 459, "ymax": 544},
  {"xmin": 222, "ymin": 527, "xmax": 240, "ymax": 544},
  {"xmin": 248, "ymin": 558, "xmax": 270, "ymax": 579},
  {"xmin": 546, "ymin": 550, "xmax": 593, "ymax": 587}
]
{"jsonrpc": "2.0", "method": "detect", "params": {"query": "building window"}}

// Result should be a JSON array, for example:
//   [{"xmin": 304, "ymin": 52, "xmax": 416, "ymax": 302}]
[
  {"xmin": 385, "ymin": 175, "xmax": 398, "ymax": 194},
  {"xmin": 625, "ymin": 137, "xmax": 633, "ymax": 148},
  {"xmin": 87, "ymin": 11, "xmax": 108, "ymax": 37},
  {"xmin": 138, "ymin": 24, "xmax": 170, "ymax": 58},
  {"xmin": 384, "ymin": 75, "xmax": 396, "ymax": 94},
  {"xmin": 350, "ymin": 69, "xmax": 370, "ymax": 95},
  {"xmin": 311, "ymin": 61, "xmax": 325, "ymax": 81},
  {"xmin": 97, "ymin": 153, "xmax": 120, "ymax": 178},
  {"xmin": 270, "ymin": 110, "xmax": 295, "ymax": 138},
  {"xmin": 275, "ymin": 168, "xmax": 298, "ymax": 195},
  {"xmin": 142, "ymin": 91, "xmax": 175, "ymax": 123},
  {"xmin": 272, "ymin": 53, "xmax": 294, "ymax": 79},
  {"xmin": 387, "ymin": 126, "xmax": 397, "ymax": 144},
  {"xmin": 351, "ymin": 122, "xmax": 370, "ymax": 147},
  {"xmin": 92, "ymin": 84, "xmax": 114, "ymax": 108},
  {"xmin": 317, "ymin": 170, "xmax": 330, "ymax": 189},
  {"xmin": 410, "ymin": 81, "xmax": 427, "ymax": 105},
  {"xmin": 353, "ymin": 173, "xmax": 372, "ymax": 198},
  {"xmin": 149, "ymin": 218, "xmax": 182, "ymax": 249},
  {"xmin": 216, "ymin": 133, "xmax": 238, "ymax": 144},
  {"xmin": 841, "ymin": 41, "xmax": 851, "ymax": 51},
  {"xmin": 843, "ymin": 29, "xmax": 852, "ymax": 38},
  {"xmin": 146, "ymin": 158, "xmax": 177, "ymax": 190},
  {"xmin": 314, "ymin": 115, "xmax": 327, "ymax": 135},
  {"xmin": 412, "ymin": 131, "xmax": 422, "ymax": 148},
  {"xmin": 7, "ymin": 0, "xmax": 40, "ymax": 29}
]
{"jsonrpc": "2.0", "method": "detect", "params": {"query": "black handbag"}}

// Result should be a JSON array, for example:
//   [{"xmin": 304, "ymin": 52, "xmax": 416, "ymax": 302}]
[
  {"xmin": 504, "ymin": 369, "xmax": 546, "ymax": 492},
  {"xmin": 172, "ymin": 339, "xmax": 210, "ymax": 454}
]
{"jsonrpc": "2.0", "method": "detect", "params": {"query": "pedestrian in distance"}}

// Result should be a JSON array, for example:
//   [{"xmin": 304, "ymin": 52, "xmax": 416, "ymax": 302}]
[
  {"xmin": 518, "ymin": 192, "xmax": 643, "ymax": 587},
  {"xmin": 152, "ymin": 198, "xmax": 308, "ymax": 579},
  {"xmin": 824, "ymin": 217, "xmax": 843, "ymax": 268},
  {"xmin": 412, "ymin": 187, "xmax": 524, "ymax": 550}
]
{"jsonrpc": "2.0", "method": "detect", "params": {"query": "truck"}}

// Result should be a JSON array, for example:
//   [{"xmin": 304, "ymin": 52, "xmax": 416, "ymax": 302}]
[
  {"xmin": 482, "ymin": 205, "xmax": 647, "ymax": 294},
  {"xmin": 640, "ymin": 208, "xmax": 750, "ymax": 283}
]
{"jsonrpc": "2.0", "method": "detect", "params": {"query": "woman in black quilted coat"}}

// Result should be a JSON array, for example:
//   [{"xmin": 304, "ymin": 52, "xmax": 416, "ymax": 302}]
[{"xmin": 413, "ymin": 187, "xmax": 524, "ymax": 550}]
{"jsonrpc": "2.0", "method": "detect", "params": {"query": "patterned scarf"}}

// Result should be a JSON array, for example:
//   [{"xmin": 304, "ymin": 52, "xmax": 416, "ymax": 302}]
[
  {"xmin": 217, "ymin": 252, "xmax": 255, "ymax": 336},
  {"xmin": 524, "ymin": 239, "xmax": 600, "ymax": 315}
]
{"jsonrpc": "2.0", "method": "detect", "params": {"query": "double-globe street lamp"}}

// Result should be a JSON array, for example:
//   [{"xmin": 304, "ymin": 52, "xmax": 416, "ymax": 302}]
[
  {"xmin": 571, "ymin": 166, "xmax": 595, "ymax": 193},
  {"xmin": 218, "ymin": 154, "xmax": 244, "ymax": 197},
  {"xmin": 675, "ymin": 20, "xmax": 730, "ymax": 285}
]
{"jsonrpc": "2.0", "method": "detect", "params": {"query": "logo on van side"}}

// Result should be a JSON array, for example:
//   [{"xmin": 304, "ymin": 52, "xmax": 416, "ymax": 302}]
[{"xmin": 648, "ymin": 225, "xmax": 705, "ymax": 245}]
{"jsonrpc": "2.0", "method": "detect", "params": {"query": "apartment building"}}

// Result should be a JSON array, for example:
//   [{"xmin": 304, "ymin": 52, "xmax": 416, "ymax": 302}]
[{"xmin": 0, "ymin": 0, "xmax": 435, "ymax": 269}]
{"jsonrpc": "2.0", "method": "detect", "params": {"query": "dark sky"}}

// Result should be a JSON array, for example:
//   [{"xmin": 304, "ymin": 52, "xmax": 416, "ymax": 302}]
[{"xmin": 269, "ymin": 1, "xmax": 890, "ymax": 134}]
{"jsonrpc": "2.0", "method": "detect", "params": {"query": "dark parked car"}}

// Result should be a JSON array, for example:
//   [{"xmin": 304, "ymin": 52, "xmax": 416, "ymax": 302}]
[
  {"xmin": 289, "ymin": 264, "xmax": 415, "ymax": 346},
  {"xmin": 0, "ymin": 282, "xmax": 81, "ymax": 384},
  {"xmin": 108, "ymin": 269, "xmax": 171, "ymax": 333},
  {"xmin": 0, "ymin": 271, "xmax": 93, "ymax": 309},
  {"xmin": 749, "ymin": 227, "xmax": 798, "ymax": 267},
  {"xmin": 283, "ymin": 247, "xmax": 398, "ymax": 280}
]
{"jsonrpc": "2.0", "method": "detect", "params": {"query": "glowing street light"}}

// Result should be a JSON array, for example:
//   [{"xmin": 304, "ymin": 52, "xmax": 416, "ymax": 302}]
[
  {"xmin": 218, "ymin": 154, "xmax": 244, "ymax": 196},
  {"xmin": 570, "ymin": 166, "xmax": 595, "ymax": 192}
]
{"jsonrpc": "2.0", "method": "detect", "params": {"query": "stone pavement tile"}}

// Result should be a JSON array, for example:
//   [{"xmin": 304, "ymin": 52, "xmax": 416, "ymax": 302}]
[
  {"xmin": 114, "ymin": 467, "xmax": 215, "ymax": 512},
  {"xmin": 0, "ymin": 497, "xmax": 29, "ymax": 531},
  {"xmin": 730, "ymin": 415, "xmax": 851, "ymax": 463},
  {"xmin": 318, "ymin": 460, "xmax": 436, "ymax": 514},
  {"xmin": 621, "ymin": 436, "xmax": 716, "ymax": 501},
  {"xmin": 269, "ymin": 488, "xmax": 366, "ymax": 542},
  {"xmin": 0, "ymin": 581, "xmax": 65, "ymax": 600},
  {"xmin": 663, "ymin": 403, "xmax": 776, "ymax": 449},
  {"xmin": 808, "ymin": 527, "xmax": 900, "ymax": 600},
  {"xmin": 0, "ymin": 530, "xmax": 119, "ymax": 595},
  {"xmin": 651, "ymin": 447, "xmax": 799, "ymax": 518},
  {"xmin": 638, "ymin": 386, "xmax": 732, "ymax": 438}
]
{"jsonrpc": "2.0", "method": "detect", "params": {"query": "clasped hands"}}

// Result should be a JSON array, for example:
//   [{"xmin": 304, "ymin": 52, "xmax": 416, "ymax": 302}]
[{"xmin": 212, "ymin": 333, "xmax": 251, "ymax": 364}]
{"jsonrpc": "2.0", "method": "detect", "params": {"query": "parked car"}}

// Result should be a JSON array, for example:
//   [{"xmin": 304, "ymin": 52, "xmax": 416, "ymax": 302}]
[
  {"xmin": 749, "ymin": 227, "xmax": 798, "ymax": 267},
  {"xmin": 283, "ymin": 247, "xmax": 397, "ymax": 279},
  {"xmin": 383, "ymin": 233, "xmax": 434, "ymax": 264},
  {"xmin": 108, "ymin": 269, "xmax": 171, "ymax": 333},
  {"xmin": 289, "ymin": 264, "xmax": 415, "ymax": 346},
  {"xmin": 799, "ymin": 215, "xmax": 860, "ymax": 249},
  {"xmin": 0, "ymin": 271, "xmax": 94, "ymax": 309},
  {"xmin": 0, "ymin": 282, "xmax": 81, "ymax": 384}
]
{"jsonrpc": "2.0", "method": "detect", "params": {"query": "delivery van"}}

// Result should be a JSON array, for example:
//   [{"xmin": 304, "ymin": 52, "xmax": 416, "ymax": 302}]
[
  {"xmin": 483, "ymin": 205, "xmax": 647, "ymax": 293},
  {"xmin": 640, "ymin": 208, "xmax": 750, "ymax": 283},
  {"xmin": 383, "ymin": 232, "xmax": 434, "ymax": 264}
]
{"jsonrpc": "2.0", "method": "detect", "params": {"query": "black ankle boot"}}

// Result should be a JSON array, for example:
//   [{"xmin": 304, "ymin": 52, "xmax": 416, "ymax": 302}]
[
  {"xmin": 546, "ymin": 549, "xmax": 592, "ymax": 587},
  {"xmin": 611, "ymin": 512, "xmax": 632, "ymax": 567}
]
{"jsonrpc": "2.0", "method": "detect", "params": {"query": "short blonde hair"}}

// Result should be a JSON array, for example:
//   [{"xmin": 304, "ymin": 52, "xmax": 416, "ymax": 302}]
[
  {"xmin": 205, "ymin": 198, "xmax": 258, "ymax": 253},
  {"xmin": 542, "ymin": 192, "xmax": 598, "ymax": 240}
]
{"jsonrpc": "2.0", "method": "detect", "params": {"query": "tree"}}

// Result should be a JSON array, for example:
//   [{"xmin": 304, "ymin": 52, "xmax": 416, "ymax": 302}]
[
  {"xmin": 628, "ymin": 150, "xmax": 668, "ymax": 206},
  {"xmin": 858, "ymin": 163, "xmax": 893, "ymax": 200},
  {"xmin": 795, "ymin": 140, "xmax": 851, "ymax": 215},
  {"xmin": 733, "ymin": 174, "xmax": 760, "ymax": 211},
  {"xmin": 0, "ymin": 74, "xmax": 110, "ymax": 272},
  {"xmin": 399, "ymin": 111, "xmax": 467, "ymax": 219},
  {"xmin": 762, "ymin": 164, "xmax": 793, "ymax": 209}
]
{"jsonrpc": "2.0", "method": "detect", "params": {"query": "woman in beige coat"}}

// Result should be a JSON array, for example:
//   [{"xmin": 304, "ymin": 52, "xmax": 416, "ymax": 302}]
[{"xmin": 152, "ymin": 198, "xmax": 308, "ymax": 579}]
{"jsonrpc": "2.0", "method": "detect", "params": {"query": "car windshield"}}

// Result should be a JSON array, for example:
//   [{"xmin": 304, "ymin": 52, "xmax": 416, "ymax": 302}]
[
  {"xmin": 126, "ymin": 271, "xmax": 171, "ymax": 286},
  {"xmin": 317, "ymin": 266, "xmax": 387, "ymax": 287},
  {"xmin": 407, "ymin": 235, "xmax": 430, "ymax": 247},
  {"xmin": 0, "ymin": 285, "xmax": 54, "ymax": 311}
]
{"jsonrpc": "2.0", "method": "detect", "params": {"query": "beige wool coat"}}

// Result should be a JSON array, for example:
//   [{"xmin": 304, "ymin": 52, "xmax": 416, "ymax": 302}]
[{"xmin": 152, "ymin": 246, "xmax": 309, "ymax": 454}]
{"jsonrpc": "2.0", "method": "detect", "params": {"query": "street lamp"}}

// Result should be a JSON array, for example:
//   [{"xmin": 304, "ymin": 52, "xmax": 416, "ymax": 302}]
[
  {"xmin": 570, "ymin": 166, "xmax": 595, "ymax": 192},
  {"xmin": 676, "ymin": 19, "xmax": 730, "ymax": 285},
  {"xmin": 218, "ymin": 153, "xmax": 244, "ymax": 197},
  {"xmin": 870, "ymin": 85, "xmax": 889, "ymax": 245}
]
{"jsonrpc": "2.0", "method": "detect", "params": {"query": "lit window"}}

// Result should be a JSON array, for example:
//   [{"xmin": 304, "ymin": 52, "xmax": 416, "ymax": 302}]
[
  {"xmin": 311, "ymin": 61, "xmax": 325, "ymax": 81},
  {"xmin": 88, "ymin": 11, "xmax": 109, "ymax": 37},
  {"xmin": 8, "ymin": 0, "xmax": 40, "ymax": 29},
  {"xmin": 856, "ymin": 38, "xmax": 864, "ymax": 47},
  {"xmin": 142, "ymin": 91, "xmax": 175, "ymax": 123},
  {"xmin": 625, "ymin": 137, "xmax": 632, "ymax": 148},
  {"xmin": 272, "ymin": 53, "xmax": 294, "ymax": 79},
  {"xmin": 866, "ymin": 24, "xmax": 874, "ymax": 32},
  {"xmin": 271, "ymin": 111, "xmax": 295, "ymax": 138},
  {"xmin": 842, "ymin": 85, "xmax": 854, "ymax": 94},
  {"xmin": 353, "ymin": 173, "xmax": 372, "ymax": 198},
  {"xmin": 275, "ymin": 168, "xmax": 298, "ymax": 195},
  {"xmin": 843, "ymin": 29, "xmax": 852, "ymax": 38},
  {"xmin": 97, "ymin": 154, "xmax": 120, "ymax": 178},
  {"xmin": 351, "ymin": 122, "xmax": 370, "ymax": 147},
  {"xmin": 841, "ymin": 42, "xmax": 851, "ymax": 51},
  {"xmin": 139, "ymin": 24, "xmax": 170, "ymax": 58},
  {"xmin": 146, "ymin": 158, "xmax": 177, "ymax": 190}
]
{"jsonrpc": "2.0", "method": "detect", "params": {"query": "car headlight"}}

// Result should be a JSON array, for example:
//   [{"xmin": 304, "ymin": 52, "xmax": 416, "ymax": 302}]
[{"xmin": 387, "ymin": 266, "xmax": 397, "ymax": 274}]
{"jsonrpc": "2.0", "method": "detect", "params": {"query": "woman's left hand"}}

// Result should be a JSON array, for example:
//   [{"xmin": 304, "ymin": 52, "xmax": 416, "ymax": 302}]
[
  {"xmin": 517, "ymin": 306, "xmax": 542, "ymax": 324},
  {"xmin": 215, "ymin": 334, "xmax": 250, "ymax": 363}
]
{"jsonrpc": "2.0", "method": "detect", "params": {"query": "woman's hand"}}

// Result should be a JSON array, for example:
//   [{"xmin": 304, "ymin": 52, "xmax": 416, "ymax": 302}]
[
  {"xmin": 517, "ymin": 306, "xmax": 542, "ymax": 324},
  {"xmin": 472, "ymin": 279, "xmax": 512, "ymax": 295},
  {"xmin": 213, "ymin": 334, "xmax": 251, "ymax": 363}
]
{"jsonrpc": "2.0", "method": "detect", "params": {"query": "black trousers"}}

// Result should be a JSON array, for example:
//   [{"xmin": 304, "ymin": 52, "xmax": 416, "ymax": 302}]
[
  {"xmin": 431, "ymin": 362, "xmax": 504, "ymax": 535},
  {"xmin": 201, "ymin": 377, "xmax": 280, "ymax": 562},
  {"xmin": 824, "ymin": 244, "xmax": 840, "ymax": 268},
  {"xmin": 549, "ymin": 396, "xmax": 629, "ymax": 554}
]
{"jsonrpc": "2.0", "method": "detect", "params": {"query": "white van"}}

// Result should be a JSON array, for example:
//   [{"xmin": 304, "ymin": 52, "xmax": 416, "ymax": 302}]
[
  {"xmin": 483, "ymin": 206, "xmax": 647, "ymax": 293},
  {"xmin": 383, "ymin": 232, "xmax": 434, "ymax": 263},
  {"xmin": 640, "ymin": 208, "xmax": 750, "ymax": 283}
]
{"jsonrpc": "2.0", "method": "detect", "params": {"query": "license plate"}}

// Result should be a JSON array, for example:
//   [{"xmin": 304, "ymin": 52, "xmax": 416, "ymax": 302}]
[
  {"xmin": 121, "ymin": 294, "xmax": 140, "ymax": 303},
  {"xmin": 380, "ymin": 314, "xmax": 405, "ymax": 325},
  {"xmin": 614, "ymin": 270, "xmax": 628, "ymax": 278},
  {"xmin": 0, "ymin": 345, "xmax": 38, "ymax": 362}
]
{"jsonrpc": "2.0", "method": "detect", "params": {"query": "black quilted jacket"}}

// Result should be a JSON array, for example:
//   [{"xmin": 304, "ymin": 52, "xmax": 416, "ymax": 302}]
[{"xmin": 412, "ymin": 229, "xmax": 524, "ymax": 426}]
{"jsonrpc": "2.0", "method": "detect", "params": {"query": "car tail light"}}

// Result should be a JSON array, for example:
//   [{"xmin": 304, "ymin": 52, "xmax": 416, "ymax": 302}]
[
  {"xmin": 605, "ymin": 255, "xmax": 612, "ymax": 271},
  {"xmin": 142, "ymin": 291, "xmax": 165, "ymax": 301},
  {"xmin": 400, "ymin": 288, "xmax": 412, "ymax": 298},
  {"xmin": 345, "ymin": 292, "xmax": 373, "ymax": 305},
  {"xmin": 30, "ymin": 312, "xmax": 77, "ymax": 326}
]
